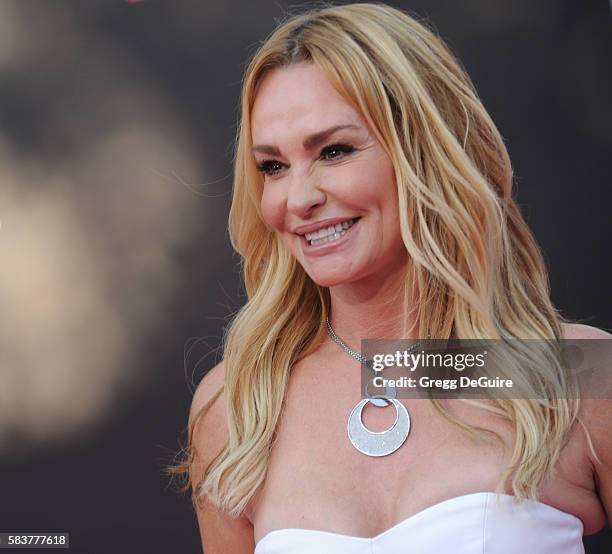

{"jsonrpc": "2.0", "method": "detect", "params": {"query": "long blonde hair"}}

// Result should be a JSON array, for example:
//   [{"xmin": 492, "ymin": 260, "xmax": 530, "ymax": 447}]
[{"xmin": 169, "ymin": 2, "xmax": 590, "ymax": 517}]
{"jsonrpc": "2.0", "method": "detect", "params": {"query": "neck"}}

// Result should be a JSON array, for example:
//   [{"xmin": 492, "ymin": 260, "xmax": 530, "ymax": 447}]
[{"xmin": 327, "ymin": 260, "xmax": 419, "ymax": 346}]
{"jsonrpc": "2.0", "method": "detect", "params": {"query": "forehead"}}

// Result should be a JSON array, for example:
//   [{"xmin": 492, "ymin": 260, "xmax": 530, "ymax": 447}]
[{"xmin": 250, "ymin": 62, "xmax": 363, "ymax": 144}]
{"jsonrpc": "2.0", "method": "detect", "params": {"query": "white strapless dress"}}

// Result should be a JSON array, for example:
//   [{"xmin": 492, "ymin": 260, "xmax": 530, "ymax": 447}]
[{"xmin": 254, "ymin": 492, "xmax": 584, "ymax": 553}]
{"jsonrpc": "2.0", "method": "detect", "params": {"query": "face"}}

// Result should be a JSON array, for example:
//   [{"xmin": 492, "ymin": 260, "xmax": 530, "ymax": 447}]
[{"xmin": 250, "ymin": 62, "xmax": 407, "ymax": 288}]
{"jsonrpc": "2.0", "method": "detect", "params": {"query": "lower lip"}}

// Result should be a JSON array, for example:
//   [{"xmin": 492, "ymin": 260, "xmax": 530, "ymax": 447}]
[{"xmin": 299, "ymin": 218, "xmax": 361, "ymax": 257}]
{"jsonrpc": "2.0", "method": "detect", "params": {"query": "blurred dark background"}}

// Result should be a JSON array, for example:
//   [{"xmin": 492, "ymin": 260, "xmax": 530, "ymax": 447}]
[{"xmin": 0, "ymin": 0, "xmax": 609, "ymax": 552}]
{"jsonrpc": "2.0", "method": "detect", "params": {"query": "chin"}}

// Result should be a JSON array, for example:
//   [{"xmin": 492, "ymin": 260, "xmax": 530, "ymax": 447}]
[{"xmin": 304, "ymin": 269, "xmax": 358, "ymax": 288}]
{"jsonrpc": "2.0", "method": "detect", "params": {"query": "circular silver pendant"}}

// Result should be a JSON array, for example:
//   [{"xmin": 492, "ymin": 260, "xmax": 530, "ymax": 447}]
[{"xmin": 347, "ymin": 398, "xmax": 411, "ymax": 457}]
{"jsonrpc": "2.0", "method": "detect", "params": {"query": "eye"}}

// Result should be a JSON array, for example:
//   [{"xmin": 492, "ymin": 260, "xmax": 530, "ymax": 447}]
[
  {"xmin": 255, "ymin": 143, "xmax": 356, "ymax": 178},
  {"xmin": 320, "ymin": 143, "xmax": 355, "ymax": 161},
  {"xmin": 255, "ymin": 159, "xmax": 285, "ymax": 177}
]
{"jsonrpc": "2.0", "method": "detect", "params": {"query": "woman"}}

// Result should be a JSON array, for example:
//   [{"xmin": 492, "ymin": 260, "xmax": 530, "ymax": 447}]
[{"xmin": 169, "ymin": 3, "xmax": 611, "ymax": 552}]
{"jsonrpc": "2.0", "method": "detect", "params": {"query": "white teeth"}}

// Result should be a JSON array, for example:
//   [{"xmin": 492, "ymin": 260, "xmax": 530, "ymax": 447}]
[
  {"xmin": 305, "ymin": 218, "xmax": 359, "ymax": 245},
  {"xmin": 310, "ymin": 231, "xmax": 345, "ymax": 245}
]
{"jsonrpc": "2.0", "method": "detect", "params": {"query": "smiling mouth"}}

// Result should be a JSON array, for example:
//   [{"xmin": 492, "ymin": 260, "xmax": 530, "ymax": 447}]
[{"xmin": 302, "ymin": 217, "xmax": 361, "ymax": 246}]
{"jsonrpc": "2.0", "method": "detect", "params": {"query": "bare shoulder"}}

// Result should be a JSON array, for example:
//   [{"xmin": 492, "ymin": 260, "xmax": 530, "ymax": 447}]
[
  {"xmin": 189, "ymin": 360, "xmax": 225, "ymax": 430},
  {"xmin": 189, "ymin": 361, "xmax": 226, "ymax": 478},
  {"xmin": 189, "ymin": 360, "xmax": 255, "ymax": 554},
  {"xmin": 561, "ymin": 321, "xmax": 612, "ymax": 434},
  {"xmin": 561, "ymin": 322, "xmax": 612, "ymax": 526},
  {"xmin": 561, "ymin": 322, "xmax": 612, "ymax": 340},
  {"xmin": 560, "ymin": 321, "xmax": 612, "ymax": 437}
]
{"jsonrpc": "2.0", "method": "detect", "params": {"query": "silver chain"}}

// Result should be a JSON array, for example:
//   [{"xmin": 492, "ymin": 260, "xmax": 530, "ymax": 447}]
[
  {"xmin": 326, "ymin": 317, "xmax": 369, "ymax": 364},
  {"xmin": 325, "ymin": 317, "xmax": 423, "ymax": 368}
]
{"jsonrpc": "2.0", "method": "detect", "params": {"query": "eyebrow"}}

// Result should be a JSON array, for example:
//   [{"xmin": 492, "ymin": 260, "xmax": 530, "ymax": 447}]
[{"xmin": 251, "ymin": 124, "xmax": 362, "ymax": 156}]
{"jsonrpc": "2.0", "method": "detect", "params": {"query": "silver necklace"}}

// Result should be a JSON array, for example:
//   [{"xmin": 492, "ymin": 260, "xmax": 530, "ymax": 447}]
[{"xmin": 325, "ymin": 317, "xmax": 421, "ymax": 457}]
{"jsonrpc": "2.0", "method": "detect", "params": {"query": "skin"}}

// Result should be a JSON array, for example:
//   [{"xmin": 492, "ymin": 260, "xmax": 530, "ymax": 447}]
[{"xmin": 190, "ymin": 62, "xmax": 612, "ymax": 553}]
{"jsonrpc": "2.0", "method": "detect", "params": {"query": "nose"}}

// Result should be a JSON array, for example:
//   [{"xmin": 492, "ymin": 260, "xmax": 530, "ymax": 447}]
[{"xmin": 286, "ymin": 169, "xmax": 326, "ymax": 218}]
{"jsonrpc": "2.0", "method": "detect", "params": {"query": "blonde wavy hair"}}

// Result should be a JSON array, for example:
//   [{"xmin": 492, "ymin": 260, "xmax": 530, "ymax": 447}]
[{"xmin": 168, "ymin": 2, "xmax": 593, "ymax": 517}]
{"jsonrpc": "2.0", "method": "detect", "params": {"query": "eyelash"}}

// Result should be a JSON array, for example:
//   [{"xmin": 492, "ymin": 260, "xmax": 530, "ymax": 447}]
[{"xmin": 255, "ymin": 143, "xmax": 356, "ymax": 177}]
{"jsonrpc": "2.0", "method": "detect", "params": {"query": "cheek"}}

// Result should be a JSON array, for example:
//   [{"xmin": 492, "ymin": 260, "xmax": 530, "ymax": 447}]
[
  {"xmin": 354, "ymin": 164, "xmax": 397, "ymax": 212},
  {"xmin": 260, "ymin": 186, "xmax": 285, "ymax": 231},
  {"xmin": 375, "ymin": 159, "xmax": 398, "ymax": 210}
]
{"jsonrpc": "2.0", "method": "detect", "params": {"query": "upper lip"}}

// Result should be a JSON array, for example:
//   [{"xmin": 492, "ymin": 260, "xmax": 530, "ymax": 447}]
[{"xmin": 293, "ymin": 216, "xmax": 360, "ymax": 236}]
